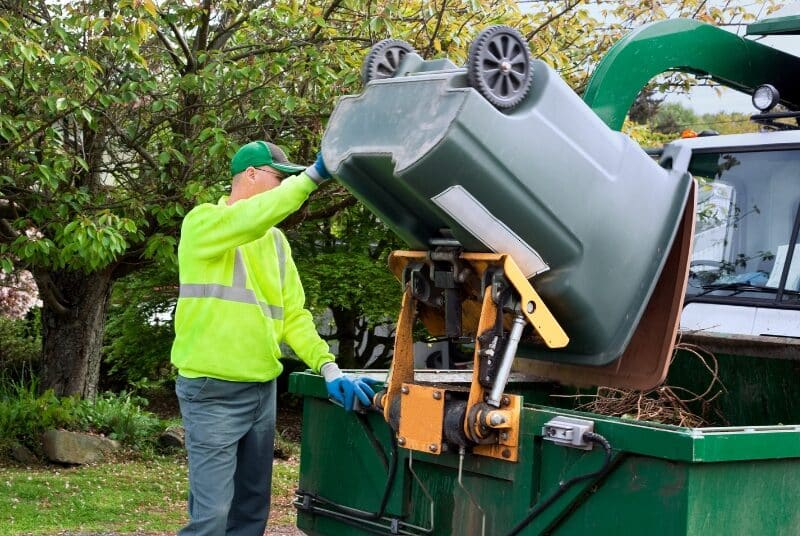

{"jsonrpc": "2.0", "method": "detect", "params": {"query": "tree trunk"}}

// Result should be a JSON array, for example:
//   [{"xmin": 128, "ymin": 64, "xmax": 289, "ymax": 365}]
[
  {"xmin": 35, "ymin": 268, "xmax": 114, "ymax": 399},
  {"xmin": 330, "ymin": 306, "xmax": 359, "ymax": 369}
]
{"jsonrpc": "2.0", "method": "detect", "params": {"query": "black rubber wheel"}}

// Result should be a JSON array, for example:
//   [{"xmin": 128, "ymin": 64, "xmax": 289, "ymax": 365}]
[
  {"xmin": 361, "ymin": 39, "xmax": 416, "ymax": 85},
  {"xmin": 467, "ymin": 25, "xmax": 532, "ymax": 110}
]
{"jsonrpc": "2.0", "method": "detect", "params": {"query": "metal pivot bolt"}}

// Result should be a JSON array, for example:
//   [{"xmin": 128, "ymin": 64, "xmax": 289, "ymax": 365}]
[
  {"xmin": 398, "ymin": 437, "xmax": 406, "ymax": 446},
  {"xmin": 401, "ymin": 385, "xmax": 409, "ymax": 394},
  {"xmin": 432, "ymin": 391, "xmax": 442, "ymax": 400},
  {"xmin": 429, "ymin": 444, "xmax": 438, "ymax": 453},
  {"xmin": 490, "ymin": 413, "xmax": 506, "ymax": 426}
]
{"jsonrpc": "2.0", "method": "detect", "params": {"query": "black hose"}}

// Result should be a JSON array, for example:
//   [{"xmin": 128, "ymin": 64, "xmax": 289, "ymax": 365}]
[
  {"xmin": 358, "ymin": 411, "xmax": 390, "ymax": 471},
  {"xmin": 504, "ymin": 432, "xmax": 613, "ymax": 536}
]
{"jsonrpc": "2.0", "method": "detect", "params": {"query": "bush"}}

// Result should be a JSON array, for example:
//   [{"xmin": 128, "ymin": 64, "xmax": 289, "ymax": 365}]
[
  {"xmin": 102, "ymin": 269, "xmax": 176, "ymax": 390},
  {"xmin": 75, "ymin": 391, "xmax": 164, "ymax": 450},
  {"xmin": 0, "ymin": 375, "xmax": 167, "ymax": 457},
  {"xmin": 0, "ymin": 377, "xmax": 80, "ymax": 452},
  {"xmin": 0, "ymin": 312, "xmax": 41, "ymax": 382}
]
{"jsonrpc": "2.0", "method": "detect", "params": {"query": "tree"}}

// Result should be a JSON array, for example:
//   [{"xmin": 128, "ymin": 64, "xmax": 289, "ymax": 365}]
[
  {"xmin": 653, "ymin": 102, "xmax": 699, "ymax": 134},
  {"xmin": 0, "ymin": 0, "xmax": 768, "ymax": 398},
  {"xmin": 0, "ymin": 0, "xmax": 532, "ymax": 398},
  {"xmin": 629, "ymin": 86, "xmax": 665, "ymax": 125},
  {"xmin": 101, "ymin": 264, "xmax": 177, "ymax": 390},
  {"xmin": 290, "ymin": 201, "xmax": 404, "ymax": 369}
]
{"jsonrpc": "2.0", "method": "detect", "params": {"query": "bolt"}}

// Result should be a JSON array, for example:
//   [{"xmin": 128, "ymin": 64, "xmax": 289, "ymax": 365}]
[
  {"xmin": 401, "ymin": 386, "xmax": 409, "ymax": 394},
  {"xmin": 527, "ymin": 301, "xmax": 535, "ymax": 313},
  {"xmin": 485, "ymin": 376, "xmax": 492, "ymax": 382},
  {"xmin": 487, "ymin": 359, "xmax": 493, "ymax": 366},
  {"xmin": 432, "ymin": 390, "xmax": 442, "ymax": 400},
  {"xmin": 502, "ymin": 448, "xmax": 511, "ymax": 459},
  {"xmin": 429, "ymin": 444, "xmax": 438, "ymax": 453},
  {"xmin": 501, "ymin": 396, "xmax": 510, "ymax": 406},
  {"xmin": 490, "ymin": 414, "xmax": 506, "ymax": 426},
  {"xmin": 398, "ymin": 437, "xmax": 406, "ymax": 446},
  {"xmin": 500, "ymin": 61, "xmax": 511, "ymax": 73},
  {"xmin": 500, "ymin": 432, "xmax": 509, "ymax": 441}
]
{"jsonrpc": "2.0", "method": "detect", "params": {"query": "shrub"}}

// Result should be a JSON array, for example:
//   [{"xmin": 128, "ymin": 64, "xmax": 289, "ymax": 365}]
[
  {"xmin": 102, "ymin": 302, "xmax": 174, "ymax": 390},
  {"xmin": 0, "ymin": 377, "xmax": 80, "ymax": 452},
  {"xmin": 0, "ymin": 375, "xmax": 167, "ymax": 457},
  {"xmin": 0, "ymin": 313, "xmax": 41, "ymax": 382},
  {"xmin": 75, "ymin": 391, "xmax": 164, "ymax": 450}
]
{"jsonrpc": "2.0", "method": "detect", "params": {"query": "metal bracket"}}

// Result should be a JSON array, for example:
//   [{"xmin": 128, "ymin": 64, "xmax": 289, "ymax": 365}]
[{"xmin": 542, "ymin": 416, "xmax": 595, "ymax": 450}]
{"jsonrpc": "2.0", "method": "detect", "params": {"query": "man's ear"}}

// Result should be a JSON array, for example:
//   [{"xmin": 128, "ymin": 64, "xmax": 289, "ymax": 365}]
[{"xmin": 246, "ymin": 166, "xmax": 257, "ymax": 183}]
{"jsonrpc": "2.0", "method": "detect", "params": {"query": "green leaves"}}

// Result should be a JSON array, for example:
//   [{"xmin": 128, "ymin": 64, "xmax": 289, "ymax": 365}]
[
  {"xmin": 0, "ymin": 75, "xmax": 14, "ymax": 92},
  {"xmin": 54, "ymin": 213, "xmax": 136, "ymax": 271},
  {"xmin": 143, "ymin": 234, "xmax": 177, "ymax": 267},
  {"xmin": 0, "ymin": 0, "xmax": 756, "ymax": 308}
]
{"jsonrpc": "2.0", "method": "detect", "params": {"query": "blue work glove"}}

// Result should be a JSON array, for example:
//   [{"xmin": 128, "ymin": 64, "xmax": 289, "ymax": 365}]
[
  {"xmin": 305, "ymin": 152, "xmax": 331, "ymax": 184},
  {"xmin": 321, "ymin": 362, "xmax": 379, "ymax": 411}
]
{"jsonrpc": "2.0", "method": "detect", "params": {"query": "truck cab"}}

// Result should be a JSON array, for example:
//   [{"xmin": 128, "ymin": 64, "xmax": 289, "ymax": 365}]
[{"xmin": 674, "ymin": 131, "xmax": 800, "ymax": 338}]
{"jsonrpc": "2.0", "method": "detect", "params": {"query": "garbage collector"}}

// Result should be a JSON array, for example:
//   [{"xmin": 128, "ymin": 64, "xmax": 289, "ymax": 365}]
[{"xmin": 170, "ymin": 140, "xmax": 377, "ymax": 536}]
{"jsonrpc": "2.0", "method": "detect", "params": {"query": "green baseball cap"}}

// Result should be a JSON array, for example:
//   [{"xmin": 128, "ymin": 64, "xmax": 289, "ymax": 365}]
[{"xmin": 230, "ymin": 141, "xmax": 307, "ymax": 176}]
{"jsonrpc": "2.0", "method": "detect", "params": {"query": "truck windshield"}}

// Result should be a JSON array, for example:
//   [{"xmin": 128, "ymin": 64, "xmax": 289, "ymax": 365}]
[{"xmin": 687, "ymin": 149, "xmax": 800, "ymax": 306}]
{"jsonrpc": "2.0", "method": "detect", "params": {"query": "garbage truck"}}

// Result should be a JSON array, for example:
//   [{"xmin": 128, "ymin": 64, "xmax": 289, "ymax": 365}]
[{"xmin": 290, "ymin": 7, "xmax": 800, "ymax": 535}]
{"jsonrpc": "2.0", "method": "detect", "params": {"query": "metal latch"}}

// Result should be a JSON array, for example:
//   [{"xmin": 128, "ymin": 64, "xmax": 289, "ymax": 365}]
[{"xmin": 542, "ymin": 416, "xmax": 595, "ymax": 450}]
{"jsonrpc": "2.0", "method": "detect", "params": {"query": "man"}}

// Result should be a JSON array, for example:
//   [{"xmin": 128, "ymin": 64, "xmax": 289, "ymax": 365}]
[{"xmin": 171, "ymin": 141, "xmax": 376, "ymax": 536}]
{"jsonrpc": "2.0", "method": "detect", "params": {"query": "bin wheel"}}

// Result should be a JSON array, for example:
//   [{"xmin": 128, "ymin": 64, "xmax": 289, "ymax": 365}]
[
  {"xmin": 362, "ymin": 39, "xmax": 416, "ymax": 85},
  {"xmin": 467, "ymin": 25, "xmax": 532, "ymax": 110}
]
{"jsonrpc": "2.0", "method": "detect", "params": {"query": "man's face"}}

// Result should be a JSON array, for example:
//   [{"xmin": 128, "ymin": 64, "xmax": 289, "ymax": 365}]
[{"xmin": 251, "ymin": 166, "xmax": 284, "ymax": 194}]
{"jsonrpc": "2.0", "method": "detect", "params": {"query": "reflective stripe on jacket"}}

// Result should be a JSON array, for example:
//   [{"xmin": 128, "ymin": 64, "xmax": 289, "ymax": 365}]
[{"xmin": 170, "ymin": 173, "xmax": 335, "ymax": 382}]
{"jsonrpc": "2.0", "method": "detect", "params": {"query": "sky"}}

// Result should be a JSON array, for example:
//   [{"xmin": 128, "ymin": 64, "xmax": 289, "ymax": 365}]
[{"xmin": 666, "ymin": 31, "xmax": 800, "ymax": 114}]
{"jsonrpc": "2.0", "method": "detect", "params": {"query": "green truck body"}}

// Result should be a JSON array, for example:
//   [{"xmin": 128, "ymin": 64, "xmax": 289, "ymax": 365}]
[{"xmin": 292, "ymin": 10, "xmax": 800, "ymax": 535}]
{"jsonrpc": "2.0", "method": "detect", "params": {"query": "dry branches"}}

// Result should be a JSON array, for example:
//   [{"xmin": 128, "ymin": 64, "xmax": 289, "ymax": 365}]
[{"xmin": 559, "ymin": 343, "xmax": 726, "ymax": 427}]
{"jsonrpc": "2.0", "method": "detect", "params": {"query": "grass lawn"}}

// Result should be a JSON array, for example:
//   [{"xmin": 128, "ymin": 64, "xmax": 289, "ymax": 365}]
[{"xmin": 0, "ymin": 454, "xmax": 300, "ymax": 535}]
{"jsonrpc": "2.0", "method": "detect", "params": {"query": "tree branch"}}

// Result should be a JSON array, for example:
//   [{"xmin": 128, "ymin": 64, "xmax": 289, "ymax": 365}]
[
  {"xmin": 155, "ymin": 29, "xmax": 184, "ymax": 69},
  {"xmin": 34, "ymin": 271, "xmax": 71, "ymax": 316},
  {"xmin": 226, "ymin": 36, "xmax": 371, "ymax": 62},
  {"xmin": 165, "ymin": 16, "xmax": 196, "ymax": 72},
  {"xmin": 209, "ymin": 14, "xmax": 249, "ymax": 51},
  {"xmin": 309, "ymin": 0, "xmax": 343, "ymax": 40},
  {"xmin": 424, "ymin": 0, "xmax": 448, "ymax": 58},
  {"xmin": 0, "ymin": 217, "xmax": 19, "ymax": 242},
  {"xmin": 103, "ymin": 115, "xmax": 161, "ymax": 172},
  {"xmin": 193, "ymin": 0, "xmax": 212, "ymax": 54},
  {"xmin": 0, "ymin": 85, "xmax": 103, "ymax": 160},
  {"xmin": 525, "ymin": 0, "xmax": 581, "ymax": 41}
]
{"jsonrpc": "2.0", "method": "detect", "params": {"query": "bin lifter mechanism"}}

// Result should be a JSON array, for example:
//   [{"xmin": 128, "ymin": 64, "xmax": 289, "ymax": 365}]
[{"xmin": 373, "ymin": 249, "xmax": 569, "ymax": 462}]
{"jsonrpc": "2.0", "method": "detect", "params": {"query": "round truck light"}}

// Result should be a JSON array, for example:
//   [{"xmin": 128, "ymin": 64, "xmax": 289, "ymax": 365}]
[{"xmin": 752, "ymin": 84, "xmax": 780, "ymax": 112}]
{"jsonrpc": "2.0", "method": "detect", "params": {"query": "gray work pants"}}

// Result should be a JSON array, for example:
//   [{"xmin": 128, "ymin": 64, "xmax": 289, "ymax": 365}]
[{"xmin": 176, "ymin": 375, "xmax": 276, "ymax": 536}]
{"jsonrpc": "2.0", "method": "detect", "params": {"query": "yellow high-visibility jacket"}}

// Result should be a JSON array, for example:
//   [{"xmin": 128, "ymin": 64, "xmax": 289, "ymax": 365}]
[{"xmin": 170, "ymin": 173, "xmax": 334, "ymax": 381}]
